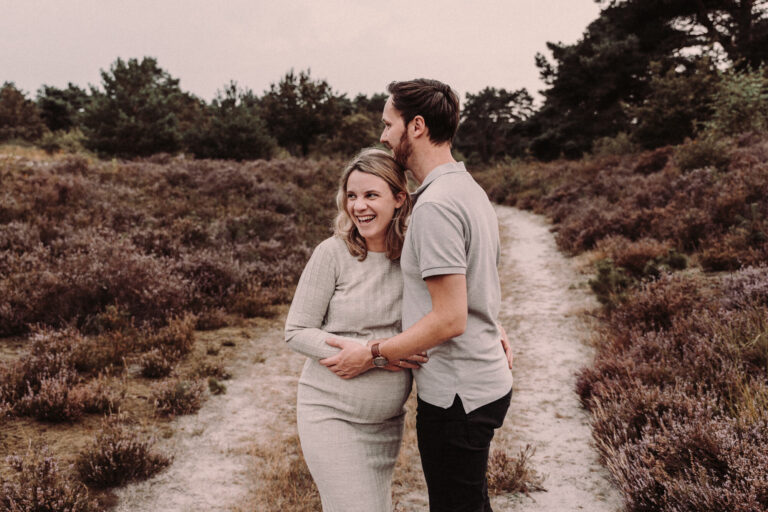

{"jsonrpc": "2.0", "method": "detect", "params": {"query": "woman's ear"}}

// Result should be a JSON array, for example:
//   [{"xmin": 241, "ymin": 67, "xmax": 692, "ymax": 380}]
[{"xmin": 395, "ymin": 191, "xmax": 406, "ymax": 208}]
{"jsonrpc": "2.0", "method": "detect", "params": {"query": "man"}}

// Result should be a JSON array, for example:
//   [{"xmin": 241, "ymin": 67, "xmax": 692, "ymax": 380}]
[{"xmin": 322, "ymin": 78, "xmax": 513, "ymax": 511}]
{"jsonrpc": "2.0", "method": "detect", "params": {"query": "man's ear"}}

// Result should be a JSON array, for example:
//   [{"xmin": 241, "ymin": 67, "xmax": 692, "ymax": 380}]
[{"xmin": 410, "ymin": 115, "xmax": 427, "ymax": 138}]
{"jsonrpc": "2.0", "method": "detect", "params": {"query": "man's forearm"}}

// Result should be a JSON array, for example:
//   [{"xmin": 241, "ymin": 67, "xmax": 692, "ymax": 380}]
[
  {"xmin": 379, "ymin": 274, "xmax": 467, "ymax": 361},
  {"xmin": 379, "ymin": 310, "xmax": 462, "ymax": 361}
]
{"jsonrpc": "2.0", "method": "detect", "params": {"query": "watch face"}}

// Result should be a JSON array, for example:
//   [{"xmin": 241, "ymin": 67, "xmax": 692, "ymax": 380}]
[{"xmin": 373, "ymin": 356, "xmax": 388, "ymax": 367}]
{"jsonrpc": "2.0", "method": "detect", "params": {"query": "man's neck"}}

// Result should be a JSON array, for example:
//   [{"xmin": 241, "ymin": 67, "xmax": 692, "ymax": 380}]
[{"xmin": 410, "ymin": 145, "xmax": 456, "ymax": 184}]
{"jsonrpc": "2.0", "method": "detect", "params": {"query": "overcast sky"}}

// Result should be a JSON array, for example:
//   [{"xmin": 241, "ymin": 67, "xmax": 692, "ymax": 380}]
[{"xmin": 2, "ymin": 0, "xmax": 601, "ymax": 105}]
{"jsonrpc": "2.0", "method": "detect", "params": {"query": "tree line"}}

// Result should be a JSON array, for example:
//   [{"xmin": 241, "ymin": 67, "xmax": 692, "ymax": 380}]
[
  {"xmin": 2, "ymin": 0, "xmax": 768, "ymax": 163},
  {"xmin": 1, "ymin": 58, "xmax": 385, "ymax": 160}
]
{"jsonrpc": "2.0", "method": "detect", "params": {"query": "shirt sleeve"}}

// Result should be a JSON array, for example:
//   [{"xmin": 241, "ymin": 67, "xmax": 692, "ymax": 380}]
[
  {"xmin": 284, "ymin": 241, "xmax": 351, "ymax": 360},
  {"xmin": 410, "ymin": 202, "xmax": 467, "ymax": 278}
]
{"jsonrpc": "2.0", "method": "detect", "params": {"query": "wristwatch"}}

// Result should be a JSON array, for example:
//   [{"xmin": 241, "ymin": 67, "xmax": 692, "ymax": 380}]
[{"xmin": 371, "ymin": 343, "xmax": 389, "ymax": 368}]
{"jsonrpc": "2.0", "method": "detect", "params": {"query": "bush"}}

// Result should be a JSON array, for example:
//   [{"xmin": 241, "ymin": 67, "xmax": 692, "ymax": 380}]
[
  {"xmin": 591, "ymin": 132, "xmax": 640, "ymax": 156},
  {"xmin": 76, "ymin": 418, "xmax": 171, "ymax": 488},
  {"xmin": 38, "ymin": 128, "xmax": 87, "ymax": 155},
  {"xmin": 589, "ymin": 259, "xmax": 632, "ymax": 308},
  {"xmin": 138, "ymin": 349, "xmax": 175, "ymax": 379},
  {"xmin": 706, "ymin": 67, "xmax": 768, "ymax": 137},
  {"xmin": 674, "ymin": 135, "xmax": 731, "ymax": 172},
  {"xmin": 151, "ymin": 378, "xmax": 206, "ymax": 417},
  {"xmin": 1, "ymin": 445, "xmax": 96, "ymax": 512},
  {"xmin": 144, "ymin": 313, "xmax": 196, "ymax": 355},
  {"xmin": 485, "ymin": 445, "xmax": 545, "ymax": 496}
]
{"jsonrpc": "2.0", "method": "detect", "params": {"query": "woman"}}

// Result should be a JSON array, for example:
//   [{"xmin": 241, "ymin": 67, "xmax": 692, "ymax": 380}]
[{"xmin": 285, "ymin": 148, "xmax": 423, "ymax": 511}]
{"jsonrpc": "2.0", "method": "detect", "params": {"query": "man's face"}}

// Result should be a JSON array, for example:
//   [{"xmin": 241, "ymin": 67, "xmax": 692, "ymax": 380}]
[{"xmin": 380, "ymin": 97, "xmax": 412, "ymax": 167}]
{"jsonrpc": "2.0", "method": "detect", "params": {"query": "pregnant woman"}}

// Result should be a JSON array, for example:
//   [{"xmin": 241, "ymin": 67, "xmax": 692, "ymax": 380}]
[{"xmin": 285, "ymin": 148, "xmax": 424, "ymax": 511}]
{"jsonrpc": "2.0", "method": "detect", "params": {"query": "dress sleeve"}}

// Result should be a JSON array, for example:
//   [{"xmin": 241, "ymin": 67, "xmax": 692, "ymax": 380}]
[{"xmin": 284, "ymin": 240, "xmax": 350, "ymax": 360}]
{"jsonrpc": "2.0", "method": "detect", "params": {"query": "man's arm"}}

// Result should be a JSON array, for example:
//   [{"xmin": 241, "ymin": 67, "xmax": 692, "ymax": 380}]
[{"xmin": 320, "ymin": 274, "xmax": 466, "ymax": 378}]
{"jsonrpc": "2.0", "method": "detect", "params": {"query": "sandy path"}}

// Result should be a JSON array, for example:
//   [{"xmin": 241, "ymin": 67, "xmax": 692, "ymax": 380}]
[
  {"xmin": 491, "ymin": 206, "xmax": 621, "ymax": 511},
  {"xmin": 112, "ymin": 317, "xmax": 304, "ymax": 511},
  {"xmin": 113, "ymin": 205, "xmax": 622, "ymax": 511}
]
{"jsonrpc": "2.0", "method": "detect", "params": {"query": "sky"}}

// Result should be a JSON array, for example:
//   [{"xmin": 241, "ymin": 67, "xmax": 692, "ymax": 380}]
[{"xmin": 2, "ymin": 0, "xmax": 602, "ymax": 105}]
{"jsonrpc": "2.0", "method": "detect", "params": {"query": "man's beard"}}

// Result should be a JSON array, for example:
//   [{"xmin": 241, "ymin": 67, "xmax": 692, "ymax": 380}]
[{"xmin": 393, "ymin": 131, "xmax": 412, "ymax": 168}]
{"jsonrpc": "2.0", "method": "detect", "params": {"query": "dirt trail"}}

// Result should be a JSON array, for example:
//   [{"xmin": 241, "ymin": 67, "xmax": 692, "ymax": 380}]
[
  {"xmin": 491, "ymin": 206, "xmax": 621, "ymax": 511},
  {"xmin": 114, "ymin": 205, "xmax": 622, "ymax": 511}
]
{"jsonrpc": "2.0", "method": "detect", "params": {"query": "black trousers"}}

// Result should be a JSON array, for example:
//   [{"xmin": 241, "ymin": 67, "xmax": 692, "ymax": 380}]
[{"xmin": 416, "ymin": 389, "xmax": 512, "ymax": 512}]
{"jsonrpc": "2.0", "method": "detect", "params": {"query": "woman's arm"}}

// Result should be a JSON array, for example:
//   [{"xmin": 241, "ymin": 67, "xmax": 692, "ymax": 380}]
[{"xmin": 285, "ymin": 241, "xmax": 352, "ymax": 360}]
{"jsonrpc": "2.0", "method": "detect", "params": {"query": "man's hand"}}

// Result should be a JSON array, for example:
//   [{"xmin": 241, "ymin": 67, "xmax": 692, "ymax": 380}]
[
  {"xmin": 320, "ymin": 337, "xmax": 374, "ymax": 379},
  {"xmin": 499, "ymin": 323, "xmax": 514, "ymax": 369},
  {"xmin": 365, "ymin": 339, "xmax": 429, "ymax": 371}
]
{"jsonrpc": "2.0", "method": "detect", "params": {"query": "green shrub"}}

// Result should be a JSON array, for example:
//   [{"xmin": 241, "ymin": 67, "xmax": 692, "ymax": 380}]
[
  {"xmin": 706, "ymin": 67, "xmax": 768, "ymax": 137},
  {"xmin": 591, "ymin": 132, "xmax": 640, "ymax": 156},
  {"xmin": 589, "ymin": 259, "xmax": 632, "ymax": 308},
  {"xmin": 38, "ymin": 128, "xmax": 87, "ymax": 154},
  {"xmin": 674, "ymin": 134, "xmax": 731, "ymax": 172}
]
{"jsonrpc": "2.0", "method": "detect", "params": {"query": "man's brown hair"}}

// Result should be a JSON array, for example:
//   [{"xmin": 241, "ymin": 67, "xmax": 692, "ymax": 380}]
[{"xmin": 386, "ymin": 79, "xmax": 460, "ymax": 145}]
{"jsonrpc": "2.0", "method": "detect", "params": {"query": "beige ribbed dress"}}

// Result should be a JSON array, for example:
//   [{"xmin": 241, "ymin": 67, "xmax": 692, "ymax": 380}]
[{"xmin": 285, "ymin": 236, "xmax": 412, "ymax": 512}]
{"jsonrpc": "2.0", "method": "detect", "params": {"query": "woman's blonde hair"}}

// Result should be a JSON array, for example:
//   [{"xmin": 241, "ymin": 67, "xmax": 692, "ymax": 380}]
[{"xmin": 334, "ymin": 148, "xmax": 412, "ymax": 261}]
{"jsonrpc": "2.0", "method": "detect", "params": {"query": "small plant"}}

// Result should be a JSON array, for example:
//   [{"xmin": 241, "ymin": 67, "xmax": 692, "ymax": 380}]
[
  {"xmin": 195, "ymin": 308, "xmax": 230, "ymax": 330},
  {"xmin": 589, "ymin": 259, "xmax": 632, "ymax": 308},
  {"xmin": 195, "ymin": 360, "xmax": 231, "ymax": 380},
  {"xmin": 207, "ymin": 377, "xmax": 227, "ymax": 395},
  {"xmin": 15, "ymin": 369, "xmax": 86, "ymax": 422},
  {"xmin": 138, "ymin": 348, "xmax": 175, "ymax": 379},
  {"xmin": 147, "ymin": 314, "xmax": 196, "ymax": 355},
  {"xmin": 151, "ymin": 378, "xmax": 206, "ymax": 417},
  {"xmin": 486, "ymin": 445, "xmax": 546, "ymax": 496},
  {"xmin": 76, "ymin": 418, "xmax": 172, "ymax": 488},
  {"xmin": 2, "ymin": 445, "xmax": 97, "ymax": 512}
]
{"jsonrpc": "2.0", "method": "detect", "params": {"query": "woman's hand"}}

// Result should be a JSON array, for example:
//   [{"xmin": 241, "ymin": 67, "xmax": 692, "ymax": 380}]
[
  {"xmin": 320, "ymin": 337, "xmax": 374, "ymax": 379},
  {"xmin": 498, "ymin": 323, "xmax": 514, "ymax": 369}
]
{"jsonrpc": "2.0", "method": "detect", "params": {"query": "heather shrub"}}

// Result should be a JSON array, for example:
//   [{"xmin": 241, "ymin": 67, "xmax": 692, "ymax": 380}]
[
  {"xmin": 143, "ymin": 313, "xmax": 196, "ymax": 355},
  {"xmin": 1, "ymin": 446, "xmax": 96, "ymax": 512},
  {"xmin": 195, "ymin": 308, "xmax": 230, "ymax": 330},
  {"xmin": 76, "ymin": 418, "xmax": 171, "ymax": 488},
  {"xmin": 151, "ymin": 378, "xmax": 206, "ymax": 416},
  {"xmin": 16, "ymin": 369, "xmax": 85, "ymax": 422},
  {"xmin": 138, "ymin": 349, "xmax": 175, "ymax": 379},
  {"xmin": 630, "ymin": 146, "xmax": 673, "ymax": 175},
  {"xmin": 485, "ymin": 445, "xmax": 545, "ymax": 496},
  {"xmin": 609, "ymin": 273, "xmax": 703, "ymax": 333},
  {"xmin": 195, "ymin": 360, "xmax": 231, "ymax": 380},
  {"xmin": 606, "ymin": 412, "xmax": 768, "ymax": 512},
  {"xmin": 719, "ymin": 266, "xmax": 768, "ymax": 309},
  {"xmin": 596, "ymin": 236, "xmax": 683, "ymax": 279},
  {"xmin": 0, "ymin": 154, "xmax": 340, "ymax": 336}
]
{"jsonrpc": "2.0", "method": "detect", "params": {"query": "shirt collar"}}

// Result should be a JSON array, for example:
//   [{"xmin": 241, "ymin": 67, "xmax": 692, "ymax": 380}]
[{"xmin": 411, "ymin": 161, "xmax": 467, "ymax": 200}]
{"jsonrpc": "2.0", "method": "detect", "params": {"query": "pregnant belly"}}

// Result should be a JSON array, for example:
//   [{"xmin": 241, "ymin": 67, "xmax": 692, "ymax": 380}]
[{"xmin": 298, "ymin": 360, "xmax": 412, "ymax": 423}]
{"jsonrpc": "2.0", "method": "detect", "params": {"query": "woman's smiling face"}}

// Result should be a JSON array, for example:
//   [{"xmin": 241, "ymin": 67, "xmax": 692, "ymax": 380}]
[{"xmin": 345, "ymin": 170, "xmax": 406, "ymax": 252}]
